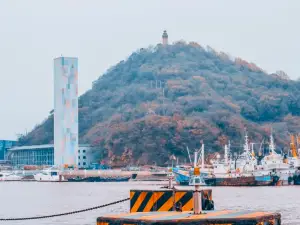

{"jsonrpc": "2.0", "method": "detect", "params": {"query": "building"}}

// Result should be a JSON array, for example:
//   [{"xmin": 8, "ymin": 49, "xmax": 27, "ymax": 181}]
[
  {"xmin": 54, "ymin": 57, "xmax": 78, "ymax": 168},
  {"xmin": 78, "ymin": 144, "xmax": 99, "ymax": 168},
  {"xmin": 0, "ymin": 140, "xmax": 16, "ymax": 160},
  {"xmin": 162, "ymin": 30, "xmax": 168, "ymax": 45},
  {"xmin": 8, "ymin": 144, "xmax": 99, "ymax": 169}
]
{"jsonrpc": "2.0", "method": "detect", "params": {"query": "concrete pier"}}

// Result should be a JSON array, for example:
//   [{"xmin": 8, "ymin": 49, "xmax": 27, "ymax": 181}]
[{"xmin": 97, "ymin": 210, "xmax": 280, "ymax": 225}]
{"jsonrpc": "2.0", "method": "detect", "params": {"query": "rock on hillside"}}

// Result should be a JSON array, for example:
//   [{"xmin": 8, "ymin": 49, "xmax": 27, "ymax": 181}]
[{"xmin": 19, "ymin": 42, "xmax": 300, "ymax": 166}]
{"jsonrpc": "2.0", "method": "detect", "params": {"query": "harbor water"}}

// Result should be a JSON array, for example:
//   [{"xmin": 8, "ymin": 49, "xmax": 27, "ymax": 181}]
[{"xmin": 0, "ymin": 181, "xmax": 299, "ymax": 225}]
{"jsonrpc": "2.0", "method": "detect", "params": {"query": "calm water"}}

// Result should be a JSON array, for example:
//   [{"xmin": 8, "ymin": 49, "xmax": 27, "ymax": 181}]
[{"xmin": 0, "ymin": 181, "xmax": 299, "ymax": 225}]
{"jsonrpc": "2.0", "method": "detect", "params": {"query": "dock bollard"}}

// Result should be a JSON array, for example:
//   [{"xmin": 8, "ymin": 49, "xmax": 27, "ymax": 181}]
[{"xmin": 193, "ymin": 167, "xmax": 202, "ymax": 214}]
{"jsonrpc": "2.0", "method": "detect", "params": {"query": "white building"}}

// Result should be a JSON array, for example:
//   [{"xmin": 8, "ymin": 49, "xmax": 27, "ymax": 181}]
[
  {"xmin": 54, "ymin": 57, "xmax": 78, "ymax": 168},
  {"xmin": 8, "ymin": 144, "xmax": 97, "ymax": 169}
]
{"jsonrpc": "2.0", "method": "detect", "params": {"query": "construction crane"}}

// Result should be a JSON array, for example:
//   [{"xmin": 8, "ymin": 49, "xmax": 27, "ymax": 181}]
[
  {"xmin": 297, "ymin": 134, "xmax": 300, "ymax": 155},
  {"xmin": 290, "ymin": 134, "xmax": 298, "ymax": 158}
]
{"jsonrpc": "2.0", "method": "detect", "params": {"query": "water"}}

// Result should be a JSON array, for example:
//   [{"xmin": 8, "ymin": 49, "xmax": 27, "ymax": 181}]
[{"xmin": 0, "ymin": 181, "xmax": 299, "ymax": 225}]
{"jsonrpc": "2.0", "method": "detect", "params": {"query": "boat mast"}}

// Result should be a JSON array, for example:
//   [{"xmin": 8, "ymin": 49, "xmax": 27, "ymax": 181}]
[
  {"xmin": 269, "ymin": 129, "xmax": 276, "ymax": 154},
  {"xmin": 297, "ymin": 134, "xmax": 300, "ymax": 156},
  {"xmin": 186, "ymin": 146, "xmax": 192, "ymax": 165},
  {"xmin": 224, "ymin": 144, "xmax": 228, "ymax": 164},
  {"xmin": 201, "ymin": 144, "xmax": 205, "ymax": 169},
  {"xmin": 228, "ymin": 140, "xmax": 232, "ymax": 169},
  {"xmin": 194, "ymin": 151, "xmax": 198, "ymax": 168},
  {"xmin": 244, "ymin": 130, "xmax": 250, "ymax": 155},
  {"xmin": 251, "ymin": 143, "xmax": 255, "ymax": 159}
]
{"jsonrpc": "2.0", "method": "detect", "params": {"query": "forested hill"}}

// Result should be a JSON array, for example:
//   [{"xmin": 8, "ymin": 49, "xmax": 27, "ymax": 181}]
[{"xmin": 19, "ymin": 41, "xmax": 300, "ymax": 166}]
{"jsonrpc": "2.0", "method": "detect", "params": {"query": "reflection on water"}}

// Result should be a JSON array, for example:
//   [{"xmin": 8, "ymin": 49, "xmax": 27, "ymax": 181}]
[{"xmin": 0, "ymin": 181, "xmax": 299, "ymax": 225}]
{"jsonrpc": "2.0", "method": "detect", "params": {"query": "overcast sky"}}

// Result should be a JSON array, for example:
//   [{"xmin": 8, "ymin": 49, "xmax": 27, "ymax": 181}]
[{"xmin": 0, "ymin": 0, "xmax": 299, "ymax": 140}]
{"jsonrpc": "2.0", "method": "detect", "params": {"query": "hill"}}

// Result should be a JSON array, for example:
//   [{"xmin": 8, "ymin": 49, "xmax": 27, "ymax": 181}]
[{"xmin": 18, "ymin": 41, "xmax": 300, "ymax": 166}]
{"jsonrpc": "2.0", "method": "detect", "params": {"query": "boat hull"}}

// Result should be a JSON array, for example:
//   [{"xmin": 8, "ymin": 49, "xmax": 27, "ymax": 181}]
[
  {"xmin": 67, "ymin": 176, "xmax": 131, "ymax": 182},
  {"xmin": 204, "ymin": 175, "xmax": 276, "ymax": 186},
  {"xmin": 173, "ymin": 168, "xmax": 208, "ymax": 185}
]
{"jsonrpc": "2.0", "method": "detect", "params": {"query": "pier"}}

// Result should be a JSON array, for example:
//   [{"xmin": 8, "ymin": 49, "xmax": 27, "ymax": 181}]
[
  {"xmin": 97, "ymin": 167, "xmax": 282, "ymax": 225},
  {"xmin": 97, "ymin": 210, "xmax": 280, "ymax": 225}
]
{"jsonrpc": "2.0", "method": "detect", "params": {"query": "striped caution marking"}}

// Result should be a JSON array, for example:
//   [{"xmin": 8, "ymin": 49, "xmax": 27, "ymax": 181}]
[{"xmin": 130, "ymin": 190, "xmax": 194, "ymax": 212}]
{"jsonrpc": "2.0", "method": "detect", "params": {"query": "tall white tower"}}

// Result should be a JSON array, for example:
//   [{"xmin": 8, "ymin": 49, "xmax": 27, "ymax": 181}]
[
  {"xmin": 162, "ymin": 30, "xmax": 168, "ymax": 45},
  {"xmin": 54, "ymin": 57, "xmax": 78, "ymax": 168}
]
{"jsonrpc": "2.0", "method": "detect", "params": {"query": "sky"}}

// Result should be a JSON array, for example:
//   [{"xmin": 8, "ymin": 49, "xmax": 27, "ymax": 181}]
[{"xmin": 0, "ymin": 0, "xmax": 299, "ymax": 140}]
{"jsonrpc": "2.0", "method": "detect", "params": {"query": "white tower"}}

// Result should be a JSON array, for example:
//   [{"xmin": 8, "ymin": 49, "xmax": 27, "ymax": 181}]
[
  {"xmin": 162, "ymin": 30, "xmax": 168, "ymax": 45},
  {"xmin": 54, "ymin": 57, "xmax": 78, "ymax": 168}
]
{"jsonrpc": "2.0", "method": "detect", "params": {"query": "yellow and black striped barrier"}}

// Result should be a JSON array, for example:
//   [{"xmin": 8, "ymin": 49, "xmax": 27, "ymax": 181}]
[{"xmin": 130, "ymin": 189, "xmax": 212, "ymax": 213}]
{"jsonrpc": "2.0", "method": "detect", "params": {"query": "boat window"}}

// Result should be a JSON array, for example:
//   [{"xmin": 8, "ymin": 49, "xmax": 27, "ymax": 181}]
[
  {"xmin": 51, "ymin": 172, "xmax": 58, "ymax": 176},
  {"xmin": 83, "ymin": 162, "xmax": 86, "ymax": 166},
  {"xmin": 83, "ymin": 156, "xmax": 86, "ymax": 159},
  {"xmin": 83, "ymin": 150, "xmax": 86, "ymax": 153}
]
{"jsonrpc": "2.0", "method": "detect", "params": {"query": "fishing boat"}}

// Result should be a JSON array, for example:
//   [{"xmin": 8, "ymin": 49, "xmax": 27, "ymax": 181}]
[
  {"xmin": 204, "ymin": 173, "xmax": 278, "ymax": 186},
  {"xmin": 255, "ymin": 132, "xmax": 295, "ymax": 185},
  {"xmin": 210, "ymin": 132, "xmax": 257, "ymax": 178},
  {"xmin": 173, "ymin": 144, "xmax": 210, "ymax": 185},
  {"xmin": 67, "ymin": 176, "xmax": 131, "ymax": 182},
  {"xmin": 0, "ymin": 171, "xmax": 23, "ymax": 181},
  {"xmin": 206, "ymin": 131, "xmax": 280, "ymax": 186},
  {"xmin": 172, "ymin": 166, "xmax": 191, "ymax": 185},
  {"xmin": 34, "ymin": 168, "xmax": 65, "ymax": 182}
]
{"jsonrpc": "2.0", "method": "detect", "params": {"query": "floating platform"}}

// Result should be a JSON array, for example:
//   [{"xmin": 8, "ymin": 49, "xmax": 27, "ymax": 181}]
[{"xmin": 97, "ymin": 210, "xmax": 281, "ymax": 225}]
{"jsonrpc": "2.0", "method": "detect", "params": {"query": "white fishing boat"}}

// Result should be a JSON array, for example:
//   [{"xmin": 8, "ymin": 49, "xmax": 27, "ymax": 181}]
[
  {"xmin": 34, "ymin": 168, "xmax": 65, "ymax": 182},
  {"xmin": 0, "ymin": 171, "xmax": 23, "ymax": 181},
  {"xmin": 255, "ymin": 132, "xmax": 294, "ymax": 185},
  {"xmin": 212, "ymin": 143, "xmax": 234, "ymax": 176},
  {"xmin": 212, "ymin": 133, "xmax": 256, "ymax": 177}
]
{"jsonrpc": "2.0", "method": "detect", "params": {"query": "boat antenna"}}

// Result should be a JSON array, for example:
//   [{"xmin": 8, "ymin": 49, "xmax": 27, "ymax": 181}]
[
  {"xmin": 186, "ymin": 146, "xmax": 192, "ymax": 165},
  {"xmin": 224, "ymin": 144, "xmax": 228, "ymax": 164},
  {"xmin": 259, "ymin": 138, "xmax": 264, "ymax": 156},
  {"xmin": 244, "ymin": 128, "xmax": 250, "ymax": 154},
  {"xmin": 201, "ymin": 143, "xmax": 205, "ymax": 169},
  {"xmin": 194, "ymin": 151, "xmax": 198, "ymax": 168},
  {"xmin": 251, "ymin": 142, "xmax": 255, "ymax": 159},
  {"xmin": 269, "ymin": 128, "xmax": 276, "ymax": 154}
]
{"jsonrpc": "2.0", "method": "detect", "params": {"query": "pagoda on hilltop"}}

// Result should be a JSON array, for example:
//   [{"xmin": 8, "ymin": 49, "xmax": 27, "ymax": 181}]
[{"xmin": 162, "ymin": 30, "xmax": 168, "ymax": 45}]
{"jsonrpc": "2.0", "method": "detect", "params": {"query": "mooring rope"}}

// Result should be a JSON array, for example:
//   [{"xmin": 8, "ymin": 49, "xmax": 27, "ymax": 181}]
[{"xmin": 0, "ymin": 197, "xmax": 129, "ymax": 221}]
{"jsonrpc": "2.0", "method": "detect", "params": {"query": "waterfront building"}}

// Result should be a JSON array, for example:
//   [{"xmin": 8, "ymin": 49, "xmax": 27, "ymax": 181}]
[
  {"xmin": 7, "ymin": 144, "xmax": 98, "ymax": 169},
  {"xmin": 54, "ymin": 57, "xmax": 78, "ymax": 168},
  {"xmin": 0, "ymin": 140, "xmax": 16, "ymax": 160}
]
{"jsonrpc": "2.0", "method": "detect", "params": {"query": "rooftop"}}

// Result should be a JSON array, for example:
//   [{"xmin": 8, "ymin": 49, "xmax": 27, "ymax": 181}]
[{"xmin": 8, "ymin": 144, "xmax": 90, "ymax": 151}]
